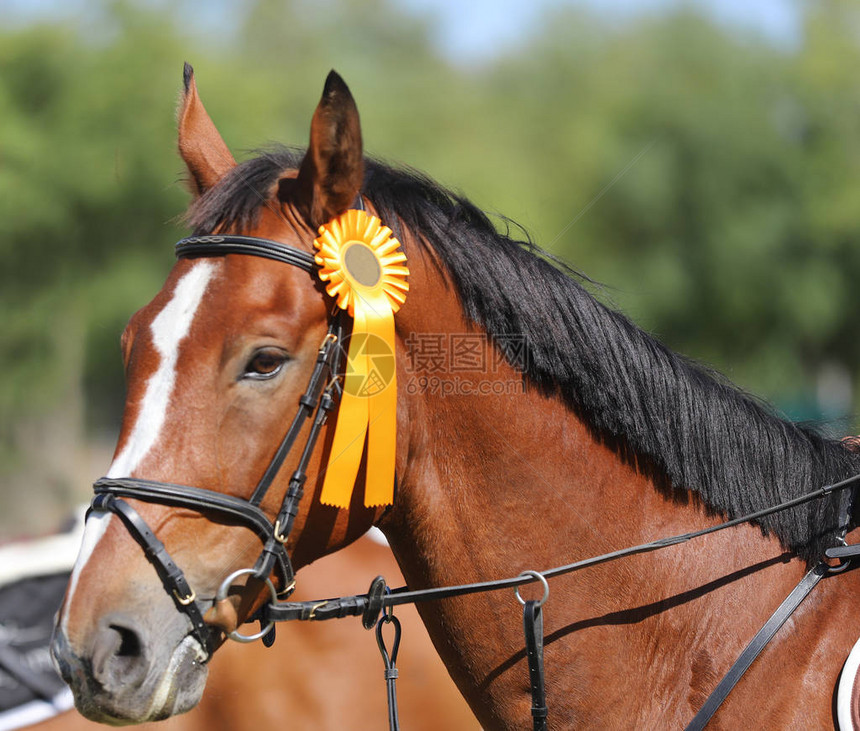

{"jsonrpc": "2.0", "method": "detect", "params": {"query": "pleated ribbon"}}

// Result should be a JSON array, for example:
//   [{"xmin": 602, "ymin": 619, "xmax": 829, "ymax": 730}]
[{"xmin": 314, "ymin": 209, "xmax": 409, "ymax": 508}]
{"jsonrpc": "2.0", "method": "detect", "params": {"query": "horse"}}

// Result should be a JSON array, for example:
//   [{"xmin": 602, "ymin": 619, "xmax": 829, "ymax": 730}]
[
  {"xmin": 51, "ymin": 64, "xmax": 860, "ymax": 729},
  {"xmin": 25, "ymin": 533, "xmax": 475, "ymax": 731}
]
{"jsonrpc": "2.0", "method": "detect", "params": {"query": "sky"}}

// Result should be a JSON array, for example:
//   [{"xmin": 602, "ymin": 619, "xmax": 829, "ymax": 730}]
[
  {"xmin": 0, "ymin": 0, "xmax": 802, "ymax": 64},
  {"xmin": 398, "ymin": 0, "xmax": 801, "ymax": 62}
]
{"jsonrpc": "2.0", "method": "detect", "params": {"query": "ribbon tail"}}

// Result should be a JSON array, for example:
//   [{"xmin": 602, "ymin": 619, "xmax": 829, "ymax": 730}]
[
  {"xmin": 319, "ymin": 308, "xmax": 369, "ymax": 508},
  {"xmin": 364, "ymin": 305, "xmax": 397, "ymax": 507}
]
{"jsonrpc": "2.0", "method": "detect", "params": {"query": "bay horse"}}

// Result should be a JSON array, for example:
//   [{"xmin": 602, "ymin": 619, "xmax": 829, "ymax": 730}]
[{"xmin": 52, "ymin": 65, "xmax": 860, "ymax": 729}]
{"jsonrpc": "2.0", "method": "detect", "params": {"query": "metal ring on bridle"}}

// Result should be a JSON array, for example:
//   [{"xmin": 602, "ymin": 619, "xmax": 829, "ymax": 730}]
[
  {"xmin": 514, "ymin": 570, "xmax": 549, "ymax": 608},
  {"xmin": 216, "ymin": 568, "xmax": 279, "ymax": 643}
]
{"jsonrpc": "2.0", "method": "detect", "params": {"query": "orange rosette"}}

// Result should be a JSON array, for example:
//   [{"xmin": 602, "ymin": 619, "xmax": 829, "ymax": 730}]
[{"xmin": 314, "ymin": 209, "xmax": 409, "ymax": 508}]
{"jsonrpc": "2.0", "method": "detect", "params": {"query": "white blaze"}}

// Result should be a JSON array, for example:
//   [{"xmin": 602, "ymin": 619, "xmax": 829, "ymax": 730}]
[
  {"xmin": 63, "ymin": 261, "xmax": 216, "ymax": 629},
  {"xmin": 108, "ymin": 261, "xmax": 216, "ymax": 478},
  {"xmin": 62, "ymin": 511, "xmax": 111, "ymax": 632}
]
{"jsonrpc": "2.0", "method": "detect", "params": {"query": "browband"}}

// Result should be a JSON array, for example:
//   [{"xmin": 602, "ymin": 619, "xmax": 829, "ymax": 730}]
[{"xmin": 176, "ymin": 235, "xmax": 317, "ymax": 272}]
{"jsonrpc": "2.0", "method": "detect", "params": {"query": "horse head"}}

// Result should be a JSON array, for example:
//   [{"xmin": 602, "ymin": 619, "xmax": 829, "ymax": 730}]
[{"xmin": 52, "ymin": 67, "xmax": 395, "ymax": 724}]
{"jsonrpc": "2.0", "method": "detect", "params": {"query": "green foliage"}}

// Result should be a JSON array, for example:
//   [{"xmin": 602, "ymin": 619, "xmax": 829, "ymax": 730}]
[
  {"xmin": 3, "ymin": 0, "xmax": 860, "ymax": 487},
  {"xmin": 0, "ymin": 9, "xmax": 184, "ymax": 468}
]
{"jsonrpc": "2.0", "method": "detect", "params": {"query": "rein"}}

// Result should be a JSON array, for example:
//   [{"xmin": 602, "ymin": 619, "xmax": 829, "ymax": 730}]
[
  {"xmin": 261, "ymin": 471, "xmax": 860, "ymax": 625},
  {"xmin": 258, "ymin": 473, "xmax": 859, "ymax": 731},
  {"xmin": 89, "ymin": 231, "xmax": 860, "ymax": 729}
]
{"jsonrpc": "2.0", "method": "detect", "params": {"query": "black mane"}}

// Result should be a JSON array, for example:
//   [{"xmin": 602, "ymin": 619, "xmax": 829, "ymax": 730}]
[{"xmin": 188, "ymin": 147, "xmax": 860, "ymax": 563}]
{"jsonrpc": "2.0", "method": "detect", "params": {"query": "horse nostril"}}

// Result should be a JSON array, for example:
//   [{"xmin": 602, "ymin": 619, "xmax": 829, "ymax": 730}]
[
  {"xmin": 111, "ymin": 623, "xmax": 142, "ymax": 657},
  {"xmin": 91, "ymin": 617, "xmax": 148, "ymax": 687}
]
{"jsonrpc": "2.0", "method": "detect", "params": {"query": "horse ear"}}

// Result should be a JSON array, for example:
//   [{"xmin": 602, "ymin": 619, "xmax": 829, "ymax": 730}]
[
  {"xmin": 289, "ymin": 70, "xmax": 363, "ymax": 229},
  {"xmin": 177, "ymin": 63, "xmax": 236, "ymax": 195}
]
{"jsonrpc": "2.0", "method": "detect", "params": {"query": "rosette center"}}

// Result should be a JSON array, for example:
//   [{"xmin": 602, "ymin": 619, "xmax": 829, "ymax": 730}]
[{"xmin": 343, "ymin": 242, "xmax": 382, "ymax": 287}]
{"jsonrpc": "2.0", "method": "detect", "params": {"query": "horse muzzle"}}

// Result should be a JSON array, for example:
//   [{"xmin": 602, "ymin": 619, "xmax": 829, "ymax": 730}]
[{"xmin": 51, "ymin": 613, "xmax": 209, "ymax": 724}]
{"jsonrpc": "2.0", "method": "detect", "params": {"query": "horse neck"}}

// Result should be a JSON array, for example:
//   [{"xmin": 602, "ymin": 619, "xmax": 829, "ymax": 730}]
[
  {"xmin": 379, "ymin": 246, "xmax": 807, "ymax": 727},
  {"xmin": 381, "ymin": 242, "xmax": 749, "ymax": 593}
]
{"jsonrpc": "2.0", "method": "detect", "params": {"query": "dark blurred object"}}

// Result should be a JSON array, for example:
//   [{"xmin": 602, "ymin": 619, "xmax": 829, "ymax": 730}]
[
  {"xmin": 0, "ymin": 575, "xmax": 72, "ymax": 718},
  {"xmin": 0, "ymin": 511, "xmax": 84, "ymax": 730}
]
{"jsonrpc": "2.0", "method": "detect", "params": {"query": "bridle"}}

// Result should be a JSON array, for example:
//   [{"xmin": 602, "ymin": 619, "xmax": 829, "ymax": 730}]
[
  {"xmin": 87, "ymin": 230, "xmax": 860, "ymax": 730},
  {"xmin": 90, "ymin": 232, "xmax": 347, "ymax": 656}
]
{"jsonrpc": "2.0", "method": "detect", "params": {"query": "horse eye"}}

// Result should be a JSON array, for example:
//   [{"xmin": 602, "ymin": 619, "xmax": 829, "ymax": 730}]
[{"xmin": 244, "ymin": 348, "xmax": 289, "ymax": 380}]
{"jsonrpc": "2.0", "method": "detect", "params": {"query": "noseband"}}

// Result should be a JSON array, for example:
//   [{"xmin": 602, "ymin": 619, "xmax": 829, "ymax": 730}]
[{"xmin": 90, "ymin": 234, "xmax": 345, "ymax": 656}]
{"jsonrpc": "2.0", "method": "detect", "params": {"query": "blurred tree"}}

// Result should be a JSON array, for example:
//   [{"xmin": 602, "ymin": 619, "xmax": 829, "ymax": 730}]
[
  {"xmin": 0, "ymin": 5, "xmax": 199, "ymax": 530},
  {"xmin": 471, "ymin": 5, "xmax": 860, "ymax": 423}
]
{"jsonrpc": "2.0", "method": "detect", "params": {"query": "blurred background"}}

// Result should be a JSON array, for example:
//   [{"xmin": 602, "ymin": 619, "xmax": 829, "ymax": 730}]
[{"xmin": 2, "ymin": 0, "xmax": 860, "ymax": 539}]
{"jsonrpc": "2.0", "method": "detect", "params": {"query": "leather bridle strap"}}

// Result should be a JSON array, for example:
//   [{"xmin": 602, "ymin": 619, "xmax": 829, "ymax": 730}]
[
  {"xmin": 375, "ymin": 612, "xmax": 402, "ymax": 731},
  {"xmin": 523, "ymin": 600, "xmax": 548, "ymax": 731},
  {"xmin": 684, "ymin": 561, "xmax": 829, "ymax": 730},
  {"xmin": 91, "ymin": 478, "xmax": 294, "ymax": 590},
  {"xmin": 685, "ymin": 485, "xmax": 858, "ymax": 728},
  {"xmin": 249, "ymin": 320, "xmax": 342, "ymax": 508},
  {"xmin": 175, "ymin": 235, "xmax": 316, "ymax": 271},
  {"xmin": 91, "ymin": 313, "xmax": 342, "ymax": 624},
  {"xmin": 264, "ymin": 471, "xmax": 860, "ymax": 624},
  {"xmin": 89, "ymin": 492, "xmax": 212, "ymax": 654},
  {"xmin": 93, "ymin": 478, "xmax": 280, "ymax": 540}
]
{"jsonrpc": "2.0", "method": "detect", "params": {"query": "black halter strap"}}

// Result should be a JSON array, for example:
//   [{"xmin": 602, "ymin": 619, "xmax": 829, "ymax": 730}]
[{"xmin": 90, "ymin": 234, "xmax": 342, "ymax": 658}]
